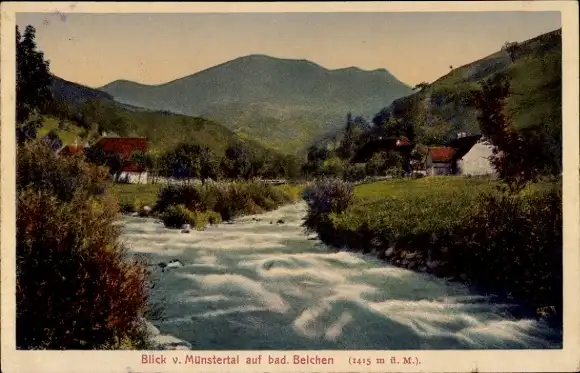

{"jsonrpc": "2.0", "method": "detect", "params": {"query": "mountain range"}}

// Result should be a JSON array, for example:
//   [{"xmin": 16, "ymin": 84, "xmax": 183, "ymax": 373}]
[{"xmin": 98, "ymin": 54, "xmax": 413, "ymax": 154}]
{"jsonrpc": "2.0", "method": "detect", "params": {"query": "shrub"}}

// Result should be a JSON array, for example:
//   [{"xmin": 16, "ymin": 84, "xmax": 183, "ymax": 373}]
[
  {"xmin": 119, "ymin": 200, "xmax": 138, "ymax": 214},
  {"xmin": 160, "ymin": 204, "xmax": 198, "ymax": 229},
  {"xmin": 17, "ymin": 140, "xmax": 109, "ymax": 202},
  {"xmin": 457, "ymin": 187, "xmax": 562, "ymax": 314},
  {"xmin": 302, "ymin": 178, "xmax": 354, "ymax": 233},
  {"xmin": 206, "ymin": 210, "xmax": 223, "ymax": 225},
  {"xmin": 16, "ymin": 142, "xmax": 156, "ymax": 349},
  {"xmin": 156, "ymin": 181, "xmax": 299, "ymax": 222},
  {"xmin": 155, "ymin": 184, "xmax": 204, "ymax": 213}
]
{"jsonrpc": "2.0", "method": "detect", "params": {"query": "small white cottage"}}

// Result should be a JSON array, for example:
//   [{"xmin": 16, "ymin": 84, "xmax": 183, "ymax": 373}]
[{"xmin": 457, "ymin": 139, "xmax": 496, "ymax": 176}]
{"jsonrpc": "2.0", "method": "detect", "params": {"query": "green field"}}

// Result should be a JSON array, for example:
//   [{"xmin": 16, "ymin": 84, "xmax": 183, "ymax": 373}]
[{"xmin": 343, "ymin": 176, "xmax": 559, "ymax": 237}]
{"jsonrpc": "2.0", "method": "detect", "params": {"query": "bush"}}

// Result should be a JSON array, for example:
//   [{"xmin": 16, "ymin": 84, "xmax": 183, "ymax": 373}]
[
  {"xmin": 457, "ymin": 187, "xmax": 562, "ymax": 313},
  {"xmin": 17, "ymin": 140, "xmax": 109, "ymax": 202},
  {"xmin": 120, "ymin": 200, "xmax": 138, "ymax": 214},
  {"xmin": 206, "ymin": 210, "xmax": 223, "ymax": 225},
  {"xmin": 155, "ymin": 184, "xmax": 203, "ymax": 213},
  {"xmin": 156, "ymin": 181, "xmax": 299, "ymax": 222},
  {"xmin": 160, "ymin": 204, "xmax": 198, "ymax": 229},
  {"xmin": 302, "ymin": 178, "xmax": 354, "ymax": 233},
  {"xmin": 16, "ymin": 142, "xmax": 155, "ymax": 349},
  {"xmin": 160, "ymin": 204, "xmax": 223, "ymax": 230}
]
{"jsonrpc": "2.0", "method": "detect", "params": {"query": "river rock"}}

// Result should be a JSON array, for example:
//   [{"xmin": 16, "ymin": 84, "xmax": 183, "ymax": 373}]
[
  {"xmin": 385, "ymin": 246, "xmax": 395, "ymax": 257},
  {"xmin": 181, "ymin": 223, "xmax": 191, "ymax": 233},
  {"xmin": 166, "ymin": 259, "xmax": 183, "ymax": 269},
  {"xmin": 536, "ymin": 306, "xmax": 557, "ymax": 319},
  {"xmin": 277, "ymin": 219, "xmax": 285, "ymax": 224},
  {"xmin": 418, "ymin": 266, "xmax": 428, "ymax": 272}
]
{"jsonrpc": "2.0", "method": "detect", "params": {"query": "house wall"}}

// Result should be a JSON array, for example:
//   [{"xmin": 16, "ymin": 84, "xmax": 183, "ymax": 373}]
[
  {"xmin": 118, "ymin": 171, "xmax": 148, "ymax": 184},
  {"xmin": 427, "ymin": 163, "xmax": 453, "ymax": 176},
  {"xmin": 458, "ymin": 142, "xmax": 496, "ymax": 176},
  {"xmin": 425, "ymin": 154, "xmax": 453, "ymax": 176}
]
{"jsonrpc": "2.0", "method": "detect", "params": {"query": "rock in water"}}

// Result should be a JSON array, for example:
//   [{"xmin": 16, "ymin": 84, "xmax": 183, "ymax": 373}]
[
  {"xmin": 277, "ymin": 219, "xmax": 285, "ymax": 224},
  {"xmin": 166, "ymin": 259, "xmax": 183, "ymax": 269},
  {"xmin": 181, "ymin": 223, "xmax": 191, "ymax": 233}
]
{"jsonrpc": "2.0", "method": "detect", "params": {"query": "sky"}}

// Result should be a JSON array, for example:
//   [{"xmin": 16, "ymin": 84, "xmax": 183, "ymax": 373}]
[{"xmin": 16, "ymin": 11, "xmax": 561, "ymax": 88}]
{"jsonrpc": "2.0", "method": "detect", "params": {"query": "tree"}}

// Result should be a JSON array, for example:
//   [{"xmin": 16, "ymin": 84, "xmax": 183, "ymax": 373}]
[
  {"xmin": 85, "ymin": 147, "xmax": 125, "ymax": 181},
  {"xmin": 16, "ymin": 25, "xmax": 53, "ymax": 144},
  {"xmin": 337, "ymin": 112, "xmax": 360, "ymax": 160},
  {"xmin": 199, "ymin": 147, "xmax": 220, "ymax": 182},
  {"xmin": 162, "ymin": 143, "xmax": 204, "ymax": 181},
  {"xmin": 473, "ymin": 72, "xmax": 557, "ymax": 190},
  {"xmin": 412, "ymin": 82, "xmax": 430, "ymax": 91},
  {"xmin": 222, "ymin": 142, "xmax": 252, "ymax": 180},
  {"xmin": 502, "ymin": 41, "xmax": 521, "ymax": 63}
]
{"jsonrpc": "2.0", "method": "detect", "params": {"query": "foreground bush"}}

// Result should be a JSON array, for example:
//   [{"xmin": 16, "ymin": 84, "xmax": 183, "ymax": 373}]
[
  {"xmin": 156, "ymin": 181, "xmax": 300, "ymax": 222},
  {"xmin": 305, "ymin": 177, "xmax": 562, "ymax": 322},
  {"xmin": 302, "ymin": 178, "xmax": 354, "ymax": 233},
  {"xmin": 16, "ymin": 142, "xmax": 156, "ymax": 349}
]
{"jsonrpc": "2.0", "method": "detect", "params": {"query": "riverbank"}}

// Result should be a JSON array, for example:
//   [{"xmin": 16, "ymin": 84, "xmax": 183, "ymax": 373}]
[
  {"xmin": 113, "ymin": 181, "xmax": 303, "ymax": 230},
  {"xmin": 303, "ymin": 177, "xmax": 562, "ymax": 326}
]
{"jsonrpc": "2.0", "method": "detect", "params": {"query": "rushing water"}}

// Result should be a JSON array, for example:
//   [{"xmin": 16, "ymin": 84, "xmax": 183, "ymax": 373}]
[{"xmin": 120, "ymin": 202, "xmax": 562, "ymax": 350}]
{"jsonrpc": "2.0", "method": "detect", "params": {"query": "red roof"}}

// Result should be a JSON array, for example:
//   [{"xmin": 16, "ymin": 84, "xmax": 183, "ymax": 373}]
[
  {"xmin": 58, "ymin": 144, "xmax": 85, "ymax": 157},
  {"xmin": 92, "ymin": 137, "xmax": 148, "ymax": 173},
  {"xmin": 92, "ymin": 137, "xmax": 148, "ymax": 159},
  {"xmin": 428, "ymin": 147, "xmax": 456, "ymax": 162}
]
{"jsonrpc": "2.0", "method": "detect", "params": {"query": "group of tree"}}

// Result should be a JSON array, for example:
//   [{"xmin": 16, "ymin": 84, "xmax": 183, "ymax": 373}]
[
  {"xmin": 301, "ymin": 112, "xmax": 408, "ymax": 181},
  {"xmin": 151, "ymin": 140, "xmax": 301, "ymax": 182},
  {"xmin": 16, "ymin": 25, "xmax": 53, "ymax": 144}
]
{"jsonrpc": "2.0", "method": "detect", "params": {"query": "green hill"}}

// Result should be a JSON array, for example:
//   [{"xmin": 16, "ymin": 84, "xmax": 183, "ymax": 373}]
[
  {"xmin": 385, "ymin": 28, "xmax": 561, "ymax": 145},
  {"xmin": 45, "ymin": 76, "xmax": 275, "ymax": 157},
  {"xmin": 98, "ymin": 54, "xmax": 413, "ymax": 155},
  {"xmin": 318, "ymin": 28, "xmax": 562, "ymax": 157}
]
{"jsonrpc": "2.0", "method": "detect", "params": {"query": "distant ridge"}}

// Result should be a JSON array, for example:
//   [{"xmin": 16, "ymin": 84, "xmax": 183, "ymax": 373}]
[{"xmin": 99, "ymin": 54, "xmax": 413, "ymax": 154}]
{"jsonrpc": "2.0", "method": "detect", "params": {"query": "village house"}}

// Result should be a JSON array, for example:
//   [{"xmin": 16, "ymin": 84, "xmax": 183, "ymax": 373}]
[
  {"xmin": 425, "ymin": 146, "xmax": 457, "ymax": 176},
  {"xmin": 92, "ymin": 137, "xmax": 149, "ymax": 184},
  {"xmin": 424, "ymin": 133, "xmax": 496, "ymax": 177},
  {"xmin": 456, "ymin": 139, "xmax": 496, "ymax": 176},
  {"xmin": 57, "ymin": 136, "xmax": 149, "ymax": 184}
]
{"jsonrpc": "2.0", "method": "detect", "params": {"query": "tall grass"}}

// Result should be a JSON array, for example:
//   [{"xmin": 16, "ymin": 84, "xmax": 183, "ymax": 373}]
[{"xmin": 155, "ymin": 181, "xmax": 301, "ymax": 228}]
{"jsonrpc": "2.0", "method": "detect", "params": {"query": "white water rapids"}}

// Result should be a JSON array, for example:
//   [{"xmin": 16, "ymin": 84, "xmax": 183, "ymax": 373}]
[{"xmin": 120, "ymin": 202, "xmax": 562, "ymax": 350}]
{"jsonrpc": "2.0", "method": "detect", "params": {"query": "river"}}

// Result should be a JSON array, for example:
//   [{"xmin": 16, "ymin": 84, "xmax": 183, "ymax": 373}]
[{"xmin": 120, "ymin": 202, "xmax": 562, "ymax": 350}]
